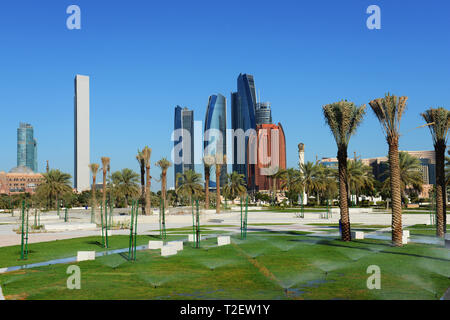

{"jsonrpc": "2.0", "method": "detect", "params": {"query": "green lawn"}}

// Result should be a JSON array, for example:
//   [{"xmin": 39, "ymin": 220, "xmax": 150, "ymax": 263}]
[{"xmin": 0, "ymin": 232, "xmax": 448, "ymax": 300}]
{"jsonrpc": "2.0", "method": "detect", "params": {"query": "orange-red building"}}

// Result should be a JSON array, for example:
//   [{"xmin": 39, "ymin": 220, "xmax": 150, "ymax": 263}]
[
  {"xmin": 0, "ymin": 166, "xmax": 43, "ymax": 195},
  {"xmin": 247, "ymin": 123, "xmax": 286, "ymax": 191}
]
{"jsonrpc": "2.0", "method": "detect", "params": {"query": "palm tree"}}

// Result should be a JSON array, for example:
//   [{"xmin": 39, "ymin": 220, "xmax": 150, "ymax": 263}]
[
  {"xmin": 111, "ymin": 168, "xmax": 140, "ymax": 208},
  {"xmin": 155, "ymin": 158, "xmax": 172, "ymax": 208},
  {"xmin": 88, "ymin": 163, "xmax": 100, "ymax": 221},
  {"xmin": 422, "ymin": 107, "xmax": 449, "ymax": 237},
  {"xmin": 279, "ymin": 168, "xmax": 302, "ymax": 205},
  {"xmin": 369, "ymin": 93, "xmax": 408, "ymax": 246},
  {"xmin": 101, "ymin": 157, "xmax": 110, "ymax": 210},
  {"xmin": 323, "ymin": 100, "xmax": 366, "ymax": 242},
  {"xmin": 175, "ymin": 170, "xmax": 203, "ymax": 205},
  {"xmin": 36, "ymin": 169, "xmax": 72, "ymax": 210},
  {"xmin": 224, "ymin": 171, "xmax": 247, "ymax": 201},
  {"xmin": 346, "ymin": 160, "xmax": 375, "ymax": 205},
  {"xmin": 267, "ymin": 167, "xmax": 286, "ymax": 204},
  {"xmin": 136, "ymin": 150, "xmax": 146, "ymax": 213},
  {"xmin": 299, "ymin": 161, "xmax": 323, "ymax": 205},
  {"xmin": 141, "ymin": 146, "xmax": 152, "ymax": 215},
  {"xmin": 203, "ymin": 155, "xmax": 214, "ymax": 209},
  {"xmin": 381, "ymin": 152, "xmax": 424, "ymax": 205},
  {"xmin": 214, "ymin": 153, "xmax": 226, "ymax": 213}
]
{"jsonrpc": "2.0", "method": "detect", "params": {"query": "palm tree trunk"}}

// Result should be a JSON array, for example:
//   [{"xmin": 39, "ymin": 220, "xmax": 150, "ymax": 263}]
[
  {"xmin": 435, "ymin": 144, "xmax": 445, "ymax": 237},
  {"xmin": 162, "ymin": 171, "xmax": 167, "ymax": 209},
  {"xmin": 145, "ymin": 165, "xmax": 151, "ymax": 215},
  {"xmin": 388, "ymin": 138, "xmax": 403, "ymax": 246},
  {"xmin": 216, "ymin": 165, "xmax": 221, "ymax": 213},
  {"xmin": 338, "ymin": 148, "xmax": 351, "ymax": 241},
  {"xmin": 102, "ymin": 170, "xmax": 107, "ymax": 208},
  {"xmin": 93, "ymin": 176, "xmax": 100, "ymax": 223},
  {"xmin": 205, "ymin": 169, "xmax": 210, "ymax": 209},
  {"xmin": 140, "ymin": 165, "xmax": 146, "ymax": 214}
]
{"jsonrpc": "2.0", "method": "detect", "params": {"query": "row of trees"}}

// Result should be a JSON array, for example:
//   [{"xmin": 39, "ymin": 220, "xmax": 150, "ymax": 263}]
[{"xmin": 322, "ymin": 94, "xmax": 448, "ymax": 245}]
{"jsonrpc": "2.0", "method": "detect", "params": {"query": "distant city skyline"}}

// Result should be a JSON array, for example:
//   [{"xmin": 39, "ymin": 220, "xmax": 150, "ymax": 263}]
[{"xmin": 0, "ymin": 1, "xmax": 449, "ymax": 191}]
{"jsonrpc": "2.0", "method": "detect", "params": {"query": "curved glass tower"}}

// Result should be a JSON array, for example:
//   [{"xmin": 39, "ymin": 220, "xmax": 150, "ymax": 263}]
[
  {"xmin": 204, "ymin": 94, "xmax": 227, "ymax": 187},
  {"xmin": 231, "ymin": 73, "xmax": 257, "ymax": 185}
]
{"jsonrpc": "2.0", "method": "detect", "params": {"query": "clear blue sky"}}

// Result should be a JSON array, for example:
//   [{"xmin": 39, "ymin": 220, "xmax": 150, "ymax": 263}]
[{"xmin": 0, "ymin": 0, "xmax": 449, "ymax": 190}]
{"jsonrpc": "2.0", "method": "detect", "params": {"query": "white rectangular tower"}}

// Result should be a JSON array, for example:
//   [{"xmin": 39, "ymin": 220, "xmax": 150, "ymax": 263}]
[{"xmin": 74, "ymin": 75, "xmax": 90, "ymax": 192}]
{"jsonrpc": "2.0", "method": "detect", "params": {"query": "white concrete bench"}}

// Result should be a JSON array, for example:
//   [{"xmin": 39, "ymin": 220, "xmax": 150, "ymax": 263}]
[
  {"xmin": 351, "ymin": 231, "xmax": 364, "ymax": 240},
  {"xmin": 217, "ymin": 236, "xmax": 231, "ymax": 246},
  {"xmin": 44, "ymin": 223, "xmax": 97, "ymax": 231},
  {"xmin": 161, "ymin": 246, "xmax": 177, "ymax": 257},
  {"xmin": 77, "ymin": 251, "xmax": 96, "ymax": 262},
  {"xmin": 166, "ymin": 241, "xmax": 183, "ymax": 251},
  {"xmin": 402, "ymin": 236, "xmax": 409, "ymax": 245},
  {"xmin": 148, "ymin": 241, "xmax": 164, "ymax": 249}
]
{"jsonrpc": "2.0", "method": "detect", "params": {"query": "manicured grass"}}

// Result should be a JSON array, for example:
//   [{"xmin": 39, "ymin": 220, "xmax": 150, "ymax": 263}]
[
  {"xmin": 0, "ymin": 231, "xmax": 448, "ymax": 300},
  {"xmin": 405, "ymin": 224, "xmax": 446, "ymax": 236},
  {"xmin": 307, "ymin": 223, "xmax": 389, "ymax": 229},
  {"xmin": 0, "ymin": 234, "xmax": 182, "ymax": 268}
]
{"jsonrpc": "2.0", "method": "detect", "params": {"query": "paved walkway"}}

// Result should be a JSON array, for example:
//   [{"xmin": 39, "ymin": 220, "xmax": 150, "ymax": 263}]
[{"xmin": 0, "ymin": 210, "xmax": 433, "ymax": 247}]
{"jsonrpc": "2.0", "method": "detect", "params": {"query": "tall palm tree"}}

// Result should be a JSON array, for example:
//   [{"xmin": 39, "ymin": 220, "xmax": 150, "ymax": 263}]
[
  {"xmin": 369, "ymin": 93, "xmax": 408, "ymax": 246},
  {"xmin": 381, "ymin": 152, "xmax": 423, "ymax": 201},
  {"xmin": 214, "ymin": 153, "xmax": 226, "ymax": 213},
  {"xmin": 422, "ymin": 107, "xmax": 449, "ymax": 237},
  {"xmin": 101, "ymin": 157, "xmax": 110, "ymax": 210},
  {"xmin": 89, "ymin": 163, "xmax": 100, "ymax": 221},
  {"xmin": 111, "ymin": 168, "xmax": 140, "ymax": 208},
  {"xmin": 36, "ymin": 169, "xmax": 72, "ymax": 209},
  {"xmin": 136, "ymin": 150, "xmax": 146, "ymax": 213},
  {"xmin": 155, "ymin": 158, "xmax": 172, "ymax": 208},
  {"xmin": 323, "ymin": 100, "xmax": 366, "ymax": 242},
  {"xmin": 203, "ymin": 155, "xmax": 214, "ymax": 209},
  {"xmin": 175, "ymin": 170, "xmax": 203, "ymax": 205},
  {"xmin": 141, "ymin": 146, "xmax": 152, "ymax": 215},
  {"xmin": 224, "ymin": 171, "xmax": 247, "ymax": 201}
]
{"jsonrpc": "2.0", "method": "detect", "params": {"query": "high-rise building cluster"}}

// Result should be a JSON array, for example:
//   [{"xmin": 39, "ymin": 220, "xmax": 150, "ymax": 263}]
[{"xmin": 174, "ymin": 73, "xmax": 286, "ymax": 192}]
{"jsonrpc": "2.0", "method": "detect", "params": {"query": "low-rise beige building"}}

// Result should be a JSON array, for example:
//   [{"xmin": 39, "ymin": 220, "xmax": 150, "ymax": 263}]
[{"xmin": 0, "ymin": 166, "xmax": 43, "ymax": 195}]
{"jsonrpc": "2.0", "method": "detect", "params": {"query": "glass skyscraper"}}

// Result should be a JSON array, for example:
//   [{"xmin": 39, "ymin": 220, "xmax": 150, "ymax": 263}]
[
  {"xmin": 17, "ymin": 123, "xmax": 37, "ymax": 172},
  {"xmin": 231, "ymin": 73, "xmax": 257, "ymax": 184},
  {"xmin": 204, "ymin": 94, "xmax": 227, "ymax": 187},
  {"xmin": 174, "ymin": 106, "xmax": 194, "ymax": 187}
]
